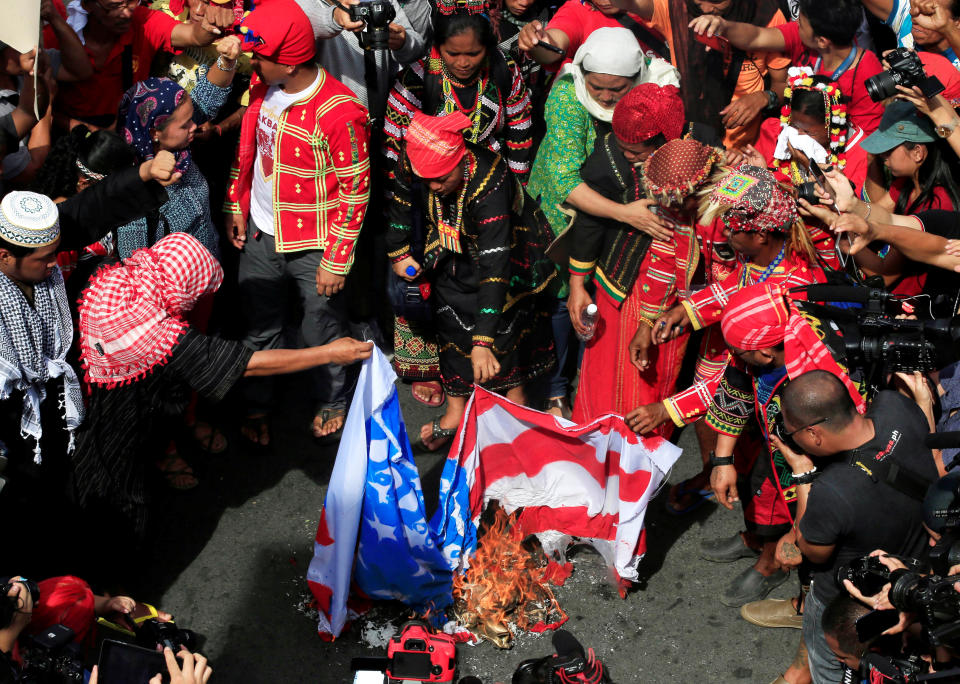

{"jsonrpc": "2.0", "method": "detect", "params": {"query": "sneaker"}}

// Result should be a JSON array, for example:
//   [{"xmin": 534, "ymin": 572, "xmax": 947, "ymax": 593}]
[
  {"xmin": 720, "ymin": 567, "xmax": 789, "ymax": 607},
  {"xmin": 740, "ymin": 598, "xmax": 803, "ymax": 629}
]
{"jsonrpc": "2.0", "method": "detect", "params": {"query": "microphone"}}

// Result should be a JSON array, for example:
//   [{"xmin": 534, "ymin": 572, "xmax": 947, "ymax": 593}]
[{"xmin": 792, "ymin": 284, "xmax": 891, "ymax": 304}]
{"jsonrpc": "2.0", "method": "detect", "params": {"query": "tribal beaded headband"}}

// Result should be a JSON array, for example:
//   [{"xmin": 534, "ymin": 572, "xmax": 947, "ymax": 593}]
[{"xmin": 774, "ymin": 67, "xmax": 848, "ymax": 171}]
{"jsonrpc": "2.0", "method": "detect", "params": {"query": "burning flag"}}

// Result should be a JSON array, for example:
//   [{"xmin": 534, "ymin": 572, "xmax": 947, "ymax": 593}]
[
  {"xmin": 307, "ymin": 347, "xmax": 453, "ymax": 639},
  {"xmin": 307, "ymin": 351, "xmax": 682, "ymax": 640},
  {"xmin": 431, "ymin": 388, "xmax": 682, "ymax": 584}
]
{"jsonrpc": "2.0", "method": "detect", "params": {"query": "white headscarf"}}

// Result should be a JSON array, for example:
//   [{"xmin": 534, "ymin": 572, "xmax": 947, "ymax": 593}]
[{"xmin": 556, "ymin": 26, "xmax": 680, "ymax": 122}]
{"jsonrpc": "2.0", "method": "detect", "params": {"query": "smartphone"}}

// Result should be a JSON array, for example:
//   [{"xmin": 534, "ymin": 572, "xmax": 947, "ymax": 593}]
[
  {"xmin": 693, "ymin": 32, "xmax": 728, "ymax": 52},
  {"xmin": 855, "ymin": 609, "xmax": 900, "ymax": 642},
  {"xmin": 98, "ymin": 639, "xmax": 170, "ymax": 684},
  {"xmin": 808, "ymin": 159, "xmax": 838, "ymax": 207}
]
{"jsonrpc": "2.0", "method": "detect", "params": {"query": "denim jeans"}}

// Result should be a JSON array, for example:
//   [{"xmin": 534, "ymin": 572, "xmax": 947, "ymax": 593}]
[{"xmin": 803, "ymin": 583, "xmax": 844, "ymax": 684}]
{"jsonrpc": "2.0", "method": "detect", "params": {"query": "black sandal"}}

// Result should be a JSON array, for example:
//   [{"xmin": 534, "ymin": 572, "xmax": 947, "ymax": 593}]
[{"xmin": 422, "ymin": 416, "xmax": 456, "ymax": 451}]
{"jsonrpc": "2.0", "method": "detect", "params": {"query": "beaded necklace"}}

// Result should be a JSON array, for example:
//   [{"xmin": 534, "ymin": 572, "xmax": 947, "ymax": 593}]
[
  {"xmin": 441, "ymin": 63, "xmax": 488, "ymax": 143},
  {"xmin": 740, "ymin": 245, "xmax": 786, "ymax": 287},
  {"xmin": 431, "ymin": 154, "xmax": 475, "ymax": 253}
]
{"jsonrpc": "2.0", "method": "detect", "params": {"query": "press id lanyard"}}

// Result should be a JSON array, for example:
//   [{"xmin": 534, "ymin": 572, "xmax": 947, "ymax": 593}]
[{"xmin": 814, "ymin": 46, "xmax": 857, "ymax": 80}]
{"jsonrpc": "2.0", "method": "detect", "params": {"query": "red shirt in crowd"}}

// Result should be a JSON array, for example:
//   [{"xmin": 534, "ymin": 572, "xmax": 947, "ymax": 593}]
[
  {"xmin": 889, "ymin": 177, "xmax": 955, "ymax": 212},
  {"xmin": 918, "ymin": 51, "xmax": 960, "ymax": 106},
  {"xmin": 546, "ymin": 0, "xmax": 662, "ymax": 68},
  {"xmin": 46, "ymin": 1, "xmax": 178, "ymax": 122},
  {"xmin": 776, "ymin": 22, "xmax": 884, "ymax": 135}
]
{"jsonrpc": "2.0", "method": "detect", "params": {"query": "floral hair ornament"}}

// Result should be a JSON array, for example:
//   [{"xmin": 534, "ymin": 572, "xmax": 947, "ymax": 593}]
[{"xmin": 775, "ymin": 67, "xmax": 848, "ymax": 173}]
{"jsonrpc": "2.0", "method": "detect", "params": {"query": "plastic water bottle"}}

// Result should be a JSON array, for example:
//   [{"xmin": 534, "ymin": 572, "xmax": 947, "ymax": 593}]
[{"xmin": 577, "ymin": 303, "xmax": 599, "ymax": 342}]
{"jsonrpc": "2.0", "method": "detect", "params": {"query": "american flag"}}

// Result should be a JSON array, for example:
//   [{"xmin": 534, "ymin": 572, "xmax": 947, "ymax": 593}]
[{"xmin": 307, "ymin": 349, "xmax": 682, "ymax": 639}]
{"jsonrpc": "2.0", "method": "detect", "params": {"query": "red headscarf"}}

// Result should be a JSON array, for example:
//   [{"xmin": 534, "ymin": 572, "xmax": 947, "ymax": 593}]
[
  {"xmin": 405, "ymin": 111, "xmax": 472, "ymax": 178},
  {"xmin": 28, "ymin": 576, "xmax": 96, "ymax": 644},
  {"xmin": 239, "ymin": 0, "xmax": 315, "ymax": 66},
  {"xmin": 720, "ymin": 283, "xmax": 866, "ymax": 413},
  {"xmin": 79, "ymin": 233, "xmax": 223, "ymax": 388},
  {"xmin": 612, "ymin": 84, "xmax": 685, "ymax": 145}
]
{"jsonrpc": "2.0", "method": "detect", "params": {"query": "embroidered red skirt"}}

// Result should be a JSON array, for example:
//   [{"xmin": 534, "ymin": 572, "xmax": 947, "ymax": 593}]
[{"xmin": 572, "ymin": 286, "xmax": 688, "ymax": 438}]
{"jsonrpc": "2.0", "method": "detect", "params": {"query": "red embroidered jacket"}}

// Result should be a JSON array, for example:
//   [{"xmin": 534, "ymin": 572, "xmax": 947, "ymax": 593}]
[
  {"xmin": 225, "ymin": 69, "xmax": 370, "ymax": 274},
  {"xmin": 663, "ymin": 254, "xmax": 826, "ymax": 427}
]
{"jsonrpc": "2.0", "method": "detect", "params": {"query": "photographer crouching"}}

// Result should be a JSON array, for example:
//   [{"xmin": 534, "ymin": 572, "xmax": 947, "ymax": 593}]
[
  {"xmin": 767, "ymin": 370, "xmax": 940, "ymax": 683},
  {"xmin": 818, "ymin": 470, "xmax": 960, "ymax": 681}
]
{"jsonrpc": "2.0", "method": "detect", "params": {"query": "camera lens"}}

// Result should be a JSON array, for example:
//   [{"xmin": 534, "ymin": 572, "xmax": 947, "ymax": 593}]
[{"xmin": 865, "ymin": 71, "xmax": 901, "ymax": 103}]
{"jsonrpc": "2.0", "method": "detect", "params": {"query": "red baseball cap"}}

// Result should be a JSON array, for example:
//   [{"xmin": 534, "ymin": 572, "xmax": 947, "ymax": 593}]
[{"xmin": 240, "ymin": 0, "xmax": 315, "ymax": 66}]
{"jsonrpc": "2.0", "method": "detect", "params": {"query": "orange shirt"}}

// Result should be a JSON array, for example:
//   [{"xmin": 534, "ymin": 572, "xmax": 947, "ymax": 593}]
[{"xmin": 642, "ymin": 0, "xmax": 790, "ymax": 148}]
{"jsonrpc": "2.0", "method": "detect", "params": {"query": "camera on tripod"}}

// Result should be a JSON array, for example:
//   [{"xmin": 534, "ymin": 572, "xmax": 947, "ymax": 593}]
[
  {"xmin": 348, "ymin": 0, "xmax": 396, "ymax": 51},
  {"xmin": 866, "ymin": 48, "xmax": 945, "ymax": 103}
]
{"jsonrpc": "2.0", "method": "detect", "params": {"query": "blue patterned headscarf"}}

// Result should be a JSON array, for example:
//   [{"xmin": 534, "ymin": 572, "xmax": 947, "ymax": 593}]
[{"xmin": 117, "ymin": 78, "xmax": 192, "ymax": 173}]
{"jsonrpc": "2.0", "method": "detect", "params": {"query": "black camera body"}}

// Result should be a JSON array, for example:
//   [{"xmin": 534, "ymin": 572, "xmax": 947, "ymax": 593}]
[
  {"xmin": 795, "ymin": 181, "xmax": 821, "ymax": 206},
  {"xmin": 0, "ymin": 578, "xmax": 40, "ymax": 630},
  {"xmin": 136, "ymin": 618, "xmax": 196, "ymax": 654},
  {"xmin": 349, "ymin": 0, "xmax": 396, "ymax": 51},
  {"xmin": 866, "ymin": 48, "xmax": 945, "ymax": 102},
  {"xmin": 836, "ymin": 555, "xmax": 898, "ymax": 598},
  {"xmin": 19, "ymin": 624, "xmax": 84, "ymax": 684}
]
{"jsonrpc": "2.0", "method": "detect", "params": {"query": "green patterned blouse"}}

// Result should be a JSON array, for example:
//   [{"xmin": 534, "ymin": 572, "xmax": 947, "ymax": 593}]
[{"xmin": 527, "ymin": 77, "xmax": 600, "ymax": 238}]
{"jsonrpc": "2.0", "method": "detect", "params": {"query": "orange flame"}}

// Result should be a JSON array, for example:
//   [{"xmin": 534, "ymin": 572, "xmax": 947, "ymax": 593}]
[{"xmin": 452, "ymin": 506, "xmax": 567, "ymax": 648}]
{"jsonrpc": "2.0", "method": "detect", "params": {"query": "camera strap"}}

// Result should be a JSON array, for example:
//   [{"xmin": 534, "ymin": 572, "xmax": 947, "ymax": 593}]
[{"xmin": 847, "ymin": 449, "xmax": 934, "ymax": 502}]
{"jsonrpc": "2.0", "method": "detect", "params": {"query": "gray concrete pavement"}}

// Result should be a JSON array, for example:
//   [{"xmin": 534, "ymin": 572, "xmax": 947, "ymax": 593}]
[{"xmin": 143, "ymin": 375, "xmax": 799, "ymax": 683}]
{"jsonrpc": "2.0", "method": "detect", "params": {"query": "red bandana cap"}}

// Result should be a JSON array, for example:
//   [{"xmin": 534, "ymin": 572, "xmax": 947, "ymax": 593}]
[
  {"xmin": 405, "ymin": 111, "xmax": 472, "ymax": 178},
  {"xmin": 721, "ymin": 283, "xmax": 867, "ymax": 413},
  {"xmin": 612, "ymin": 84, "xmax": 685, "ymax": 145},
  {"xmin": 708, "ymin": 163, "xmax": 799, "ymax": 234},
  {"xmin": 642, "ymin": 137, "xmax": 722, "ymax": 203},
  {"xmin": 240, "ymin": 0, "xmax": 315, "ymax": 66},
  {"xmin": 79, "ymin": 233, "xmax": 224, "ymax": 388}
]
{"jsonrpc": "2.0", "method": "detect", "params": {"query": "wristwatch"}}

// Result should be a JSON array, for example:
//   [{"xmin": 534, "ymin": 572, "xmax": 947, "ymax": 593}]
[
  {"xmin": 935, "ymin": 118, "xmax": 960, "ymax": 138},
  {"xmin": 764, "ymin": 88, "xmax": 778, "ymax": 110},
  {"xmin": 709, "ymin": 451, "xmax": 735, "ymax": 467}
]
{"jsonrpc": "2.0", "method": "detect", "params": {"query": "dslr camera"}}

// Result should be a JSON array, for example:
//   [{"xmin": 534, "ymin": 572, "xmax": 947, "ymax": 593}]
[
  {"xmin": 19, "ymin": 624, "xmax": 85, "ymax": 684},
  {"xmin": 349, "ymin": 0, "xmax": 396, "ymax": 51},
  {"xmin": 866, "ymin": 48, "xmax": 945, "ymax": 102},
  {"xmin": 512, "ymin": 630, "xmax": 612, "ymax": 684},
  {"xmin": 351, "ymin": 619, "xmax": 457, "ymax": 683}
]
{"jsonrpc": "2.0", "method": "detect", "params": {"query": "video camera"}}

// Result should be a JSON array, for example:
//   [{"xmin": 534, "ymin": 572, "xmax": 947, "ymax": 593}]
[
  {"xmin": 348, "ymin": 0, "xmax": 396, "ymax": 51},
  {"xmin": 351, "ymin": 619, "xmax": 457, "ymax": 683},
  {"xmin": 866, "ymin": 48, "xmax": 945, "ymax": 103},
  {"xmin": 790, "ymin": 285, "xmax": 960, "ymax": 392}
]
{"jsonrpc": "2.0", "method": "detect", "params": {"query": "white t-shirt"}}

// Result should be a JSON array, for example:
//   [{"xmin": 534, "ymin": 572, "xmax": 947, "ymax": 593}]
[{"xmin": 249, "ymin": 72, "xmax": 321, "ymax": 235}]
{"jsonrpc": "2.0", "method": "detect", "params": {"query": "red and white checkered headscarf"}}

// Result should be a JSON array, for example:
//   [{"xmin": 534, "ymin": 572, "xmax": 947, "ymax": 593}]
[
  {"xmin": 78, "ymin": 233, "xmax": 223, "ymax": 388},
  {"xmin": 720, "ymin": 283, "xmax": 866, "ymax": 413}
]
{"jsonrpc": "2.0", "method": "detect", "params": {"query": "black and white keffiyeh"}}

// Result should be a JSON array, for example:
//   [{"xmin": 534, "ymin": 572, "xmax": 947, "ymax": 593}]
[{"xmin": 0, "ymin": 266, "xmax": 84, "ymax": 462}]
